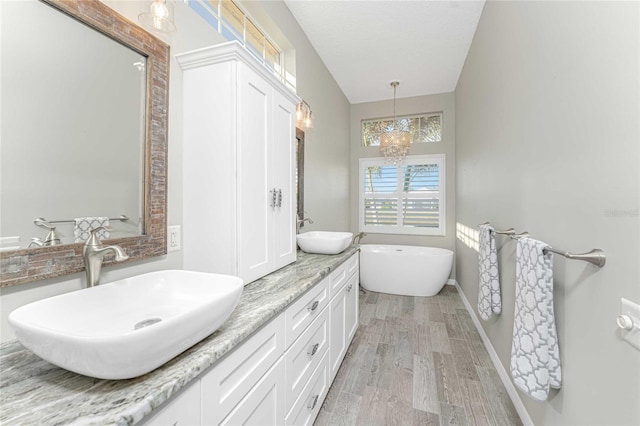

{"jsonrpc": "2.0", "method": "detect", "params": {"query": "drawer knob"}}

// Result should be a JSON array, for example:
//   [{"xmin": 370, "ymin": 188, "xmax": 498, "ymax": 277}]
[
  {"xmin": 347, "ymin": 284, "xmax": 353, "ymax": 292},
  {"xmin": 308, "ymin": 300, "xmax": 319, "ymax": 312},
  {"xmin": 307, "ymin": 394, "xmax": 319, "ymax": 411},
  {"xmin": 308, "ymin": 343, "xmax": 320, "ymax": 357}
]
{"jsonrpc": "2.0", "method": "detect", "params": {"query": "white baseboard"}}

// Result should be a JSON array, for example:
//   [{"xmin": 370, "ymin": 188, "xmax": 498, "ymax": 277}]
[
  {"xmin": 446, "ymin": 278, "xmax": 456, "ymax": 286},
  {"xmin": 453, "ymin": 281, "xmax": 534, "ymax": 426}
]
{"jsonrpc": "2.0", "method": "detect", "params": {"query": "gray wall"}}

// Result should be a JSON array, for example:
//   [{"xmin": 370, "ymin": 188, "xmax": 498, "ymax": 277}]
[
  {"xmin": 350, "ymin": 93, "xmax": 456, "ymax": 260},
  {"xmin": 254, "ymin": 1, "xmax": 351, "ymax": 233},
  {"xmin": 455, "ymin": 1, "xmax": 639, "ymax": 425},
  {"xmin": 0, "ymin": 0, "xmax": 351, "ymax": 342}
]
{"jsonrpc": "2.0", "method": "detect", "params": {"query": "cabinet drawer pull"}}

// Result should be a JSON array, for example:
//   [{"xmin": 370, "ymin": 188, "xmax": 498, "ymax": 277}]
[
  {"xmin": 307, "ymin": 342, "xmax": 320, "ymax": 357},
  {"xmin": 307, "ymin": 394, "xmax": 319, "ymax": 411},
  {"xmin": 277, "ymin": 189, "xmax": 282, "ymax": 207},
  {"xmin": 308, "ymin": 300, "xmax": 319, "ymax": 312},
  {"xmin": 347, "ymin": 284, "xmax": 353, "ymax": 292}
]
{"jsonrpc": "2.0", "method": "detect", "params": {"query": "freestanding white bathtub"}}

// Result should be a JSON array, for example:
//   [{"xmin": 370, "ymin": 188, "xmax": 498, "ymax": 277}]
[{"xmin": 359, "ymin": 245, "xmax": 454, "ymax": 297}]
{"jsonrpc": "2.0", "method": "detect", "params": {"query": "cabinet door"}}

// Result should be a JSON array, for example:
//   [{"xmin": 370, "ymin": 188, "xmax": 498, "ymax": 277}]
[
  {"xmin": 271, "ymin": 90, "xmax": 297, "ymax": 270},
  {"xmin": 202, "ymin": 315, "xmax": 285, "ymax": 425},
  {"xmin": 237, "ymin": 64, "xmax": 273, "ymax": 283},
  {"xmin": 329, "ymin": 286, "xmax": 347, "ymax": 380},
  {"xmin": 345, "ymin": 273, "xmax": 359, "ymax": 343},
  {"xmin": 220, "ymin": 357, "xmax": 285, "ymax": 426},
  {"xmin": 285, "ymin": 306, "xmax": 329, "ymax": 412},
  {"xmin": 143, "ymin": 380, "xmax": 201, "ymax": 426},
  {"xmin": 284, "ymin": 350, "xmax": 330, "ymax": 426}
]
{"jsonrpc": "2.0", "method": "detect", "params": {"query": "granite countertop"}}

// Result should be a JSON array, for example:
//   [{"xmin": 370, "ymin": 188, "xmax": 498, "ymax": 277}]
[{"xmin": 0, "ymin": 248, "xmax": 358, "ymax": 425}]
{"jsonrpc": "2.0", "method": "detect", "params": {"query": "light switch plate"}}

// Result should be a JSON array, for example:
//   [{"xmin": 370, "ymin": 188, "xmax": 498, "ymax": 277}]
[
  {"xmin": 168, "ymin": 225, "xmax": 181, "ymax": 252},
  {"xmin": 620, "ymin": 298, "xmax": 640, "ymax": 351}
]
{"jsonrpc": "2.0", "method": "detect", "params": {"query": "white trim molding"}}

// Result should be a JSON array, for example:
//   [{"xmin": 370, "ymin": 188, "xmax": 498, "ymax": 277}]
[{"xmin": 454, "ymin": 281, "xmax": 534, "ymax": 426}]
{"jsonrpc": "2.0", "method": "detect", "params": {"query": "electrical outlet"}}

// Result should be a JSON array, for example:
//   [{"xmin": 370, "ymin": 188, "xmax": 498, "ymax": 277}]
[
  {"xmin": 168, "ymin": 225, "xmax": 181, "ymax": 252},
  {"xmin": 619, "ymin": 298, "xmax": 640, "ymax": 351}
]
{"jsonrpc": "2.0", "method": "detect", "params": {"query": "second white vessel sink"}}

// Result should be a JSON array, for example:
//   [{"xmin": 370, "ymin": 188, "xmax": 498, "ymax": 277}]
[
  {"xmin": 297, "ymin": 231, "xmax": 353, "ymax": 255},
  {"xmin": 8, "ymin": 270, "xmax": 243, "ymax": 380}
]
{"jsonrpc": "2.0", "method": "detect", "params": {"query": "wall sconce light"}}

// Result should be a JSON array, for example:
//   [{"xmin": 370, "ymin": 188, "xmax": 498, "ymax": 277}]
[
  {"xmin": 139, "ymin": 0, "xmax": 176, "ymax": 34},
  {"xmin": 296, "ymin": 100, "xmax": 313, "ymax": 129}
]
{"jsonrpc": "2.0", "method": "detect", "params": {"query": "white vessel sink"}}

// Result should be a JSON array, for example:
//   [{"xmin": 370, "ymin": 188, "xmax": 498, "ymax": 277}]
[
  {"xmin": 297, "ymin": 231, "xmax": 353, "ymax": 255},
  {"xmin": 8, "ymin": 270, "xmax": 243, "ymax": 380}
]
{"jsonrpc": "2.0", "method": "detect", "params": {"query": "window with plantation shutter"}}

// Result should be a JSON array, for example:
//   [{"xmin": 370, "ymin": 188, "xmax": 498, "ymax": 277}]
[{"xmin": 359, "ymin": 155, "xmax": 445, "ymax": 235}]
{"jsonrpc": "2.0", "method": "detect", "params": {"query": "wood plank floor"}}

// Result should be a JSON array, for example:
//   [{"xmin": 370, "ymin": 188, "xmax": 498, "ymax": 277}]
[{"xmin": 315, "ymin": 286, "xmax": 523, "ymax": 426}]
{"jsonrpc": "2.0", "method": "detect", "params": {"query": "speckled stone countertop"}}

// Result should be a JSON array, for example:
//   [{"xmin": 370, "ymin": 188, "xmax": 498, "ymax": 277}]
[{"xmin": 0, "ymin": 248, "xmax": 358, "ymax": 425}]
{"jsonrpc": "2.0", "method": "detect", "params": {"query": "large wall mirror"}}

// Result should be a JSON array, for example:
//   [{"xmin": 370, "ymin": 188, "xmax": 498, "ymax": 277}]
[{"xmin": 0, "ymin": 0, "xmax": 169, "ymax": 287}]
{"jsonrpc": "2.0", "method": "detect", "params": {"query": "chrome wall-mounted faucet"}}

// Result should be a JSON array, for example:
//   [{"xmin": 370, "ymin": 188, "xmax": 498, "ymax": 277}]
[{"xmin": 82, "ymin": 227, "xmax": 129, "ymax": 287}]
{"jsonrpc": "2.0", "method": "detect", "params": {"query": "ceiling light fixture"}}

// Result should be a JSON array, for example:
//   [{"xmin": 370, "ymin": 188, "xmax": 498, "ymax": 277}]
[
  {"xmin": 138, "ymin": 0, "xmax": 176, "ymax": 34},
  {"xmin": 380, "ymin": 81, "xmax": 410, "ymax": 163}
]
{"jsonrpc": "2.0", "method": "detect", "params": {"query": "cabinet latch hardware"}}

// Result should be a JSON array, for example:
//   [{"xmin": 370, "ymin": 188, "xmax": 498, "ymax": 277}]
[
  {"xmin": 308, "ymin": 300, "xmax": 319, "ymax": 312},
  {"xmin": 277, "ymin": 189, "xmax": 283, "ymax": 207},
  {"xmin": 308, "ymin": 343, "xmax": 320, "ymax": 357},
  {"xmin": 307, "ymin": 394, "xmax": 319, "ymax": 411}
]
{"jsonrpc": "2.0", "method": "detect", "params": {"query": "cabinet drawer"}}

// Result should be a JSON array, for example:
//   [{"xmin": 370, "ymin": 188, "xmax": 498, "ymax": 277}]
[
  {"xmin": 220, "ymin": 356, "xmax": 285, "ymax": 426},
  {"xmin": 142, "ymin": 379, "xmax": 201, "ymax": 426},
  {"xmin": 329, "ymin": 254, "xmax": 359, "ymax": 298},
  {"xmin": 285, "ymin": 350, "xmax": 330, "ymax": 426},
  {"xmin": 285, "ymin": 277, "xmax": 329, "ymax": 348},
  {"xmin": 202, "ymin": 314, "xmax": 285, "ymax": 425},
  {"xmin": 285, "ymin": 305, "xmax": 329, "ymax": 413},
  {"xmin": 346, "ymin": 253, "xmax": 359, "ymax": 279}
]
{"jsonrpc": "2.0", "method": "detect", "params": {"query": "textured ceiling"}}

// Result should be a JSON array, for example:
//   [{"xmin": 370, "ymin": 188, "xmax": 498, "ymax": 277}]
[{"xmin": 283, "ymin": 0, "xmax": 485, "ymax": 104}]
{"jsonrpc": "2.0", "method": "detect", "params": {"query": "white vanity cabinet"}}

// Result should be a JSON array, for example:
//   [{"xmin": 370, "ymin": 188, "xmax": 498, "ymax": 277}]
[
  {"xmin": 178, "ymin": 42, "xmax": 299, "ymax": 284},
  {"xmin": 329, "ymin": 256, "xmax": 359, "ymax": 379},
  {"xmin": 143, "ymin": 253, "xmax": 359, "ymax": 426},
  {"xmin": 201, "ymin": 315, "xmax": 286, "ymax": 425},
  {"xmin": 143, "ymin": 379, "xmax": 202, "ymax": 425}
]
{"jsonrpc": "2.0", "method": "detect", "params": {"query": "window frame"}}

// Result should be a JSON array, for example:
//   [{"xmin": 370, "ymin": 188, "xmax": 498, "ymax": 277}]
[
  {"xmin": 188, "ymin": 0, "xmax": 286, "ymax": 84},
  {"xmin": 361, "ymin": 112, "xmax": 443, "ymax": 147},
  {"xmin": 359, "ymin": 154, "xmax": 446, "ymax": 236}
]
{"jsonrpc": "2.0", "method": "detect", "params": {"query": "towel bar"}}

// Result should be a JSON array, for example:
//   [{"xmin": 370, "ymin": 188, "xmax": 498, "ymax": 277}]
[
  {"xmin": 482, "ymin": 222, "xmax": 606, "ymax": 268},
  {"xmin": 542, "ymin": 247, "xmax": 606, "ymax": 267},
  {"xmin": 34, "ymin": 215, "xmax": 129, "ymax": 228},
  {"xmin": 508, "ymin": 231, "xmax": 606, "ymax": 267},
  {"xmin": 478, "ymin": 222, "xmax": 516, "ymax": 236},
  {"xmin": 494, "ymin": 228, "xmax": 516, "ymax": 235}
]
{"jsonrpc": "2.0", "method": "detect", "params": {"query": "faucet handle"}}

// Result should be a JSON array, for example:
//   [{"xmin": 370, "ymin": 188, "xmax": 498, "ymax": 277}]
[{"xmin": 86, "ymin": 227, "xmax": 108, "ymax": 246}]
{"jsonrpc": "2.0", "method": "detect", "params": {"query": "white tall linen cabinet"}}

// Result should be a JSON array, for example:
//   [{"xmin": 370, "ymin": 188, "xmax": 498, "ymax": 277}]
[{"xmin": 178, "ymin": 42, "xmax": 299, "ymax": 284}]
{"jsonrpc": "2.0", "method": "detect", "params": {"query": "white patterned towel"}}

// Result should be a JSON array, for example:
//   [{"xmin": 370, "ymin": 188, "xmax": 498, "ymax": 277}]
[
  {"xmin": 74, "ymin": 217, "xmax": 110, "ymax": 242},
  {"xmin": 511, "ymin": 237, "xmax": 561, "ymax": 401},
  {"xmin": 477, "ymin": 223, "xmax": 501, "ymax": 320}
]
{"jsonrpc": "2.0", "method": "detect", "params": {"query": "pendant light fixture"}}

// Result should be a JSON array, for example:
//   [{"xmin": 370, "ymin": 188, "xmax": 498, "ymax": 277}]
[
  {"xmin": 379, "ymin": 81, "xmax": 410, "ymax": 163},
  {"xmin": 138, "ymin": 0, "xmax": 176, "ymax": 35}
]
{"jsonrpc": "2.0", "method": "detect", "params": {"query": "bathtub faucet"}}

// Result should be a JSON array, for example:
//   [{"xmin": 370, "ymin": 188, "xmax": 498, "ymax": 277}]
[{"xmin": 352, "ymin": 232, "xmax": 367, "ymax": 245}]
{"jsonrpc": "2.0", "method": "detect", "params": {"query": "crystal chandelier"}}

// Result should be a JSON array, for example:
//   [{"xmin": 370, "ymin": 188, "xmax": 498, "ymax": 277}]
[{"xmin": 380, "ymin": 81, "xmax": 410, "ymax": 164}]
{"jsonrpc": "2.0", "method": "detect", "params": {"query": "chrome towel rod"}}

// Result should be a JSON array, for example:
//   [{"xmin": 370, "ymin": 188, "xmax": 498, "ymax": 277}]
[
  {"xmin": 480, "ymin": 222, "xmax": 606, "ymax": 267},
  {"xmin": 34, "ymin": 215, "xmax": 129, "ymax": 227}
]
